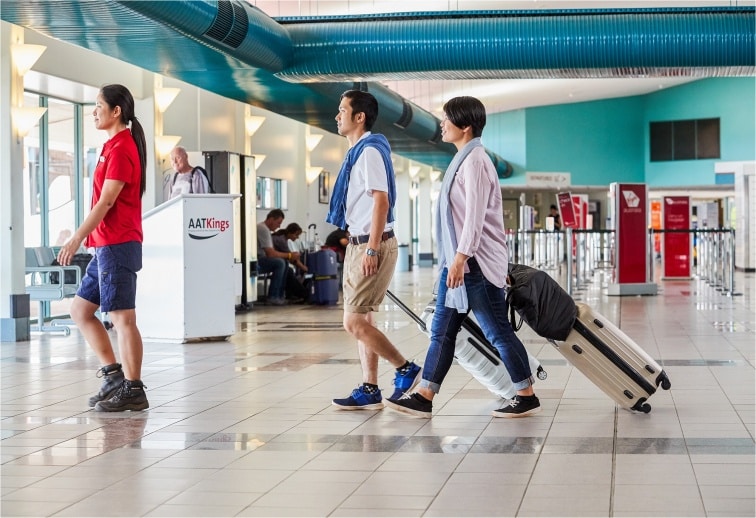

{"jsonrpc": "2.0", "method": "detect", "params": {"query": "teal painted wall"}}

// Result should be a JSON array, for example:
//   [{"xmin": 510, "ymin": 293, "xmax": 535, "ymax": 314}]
[
  {"xmin": 484, "ymin": 109, "xmax": 526, "ymax": 182},
  {"xmin": 488, "ymin": 77, "xmax": 756, "ymax": 187},
  {"xmin": 643, "ymin": 77, "xmax": 756, "ymax": 187},
  {"xmin": 525, "ymin": 97, "xmax": 646, "ymax": 185}
]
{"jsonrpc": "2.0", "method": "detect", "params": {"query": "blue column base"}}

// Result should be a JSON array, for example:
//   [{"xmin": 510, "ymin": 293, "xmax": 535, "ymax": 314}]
[{"xmin": 1, "ymin": 317, "xmax": 30, "ymax": 342}]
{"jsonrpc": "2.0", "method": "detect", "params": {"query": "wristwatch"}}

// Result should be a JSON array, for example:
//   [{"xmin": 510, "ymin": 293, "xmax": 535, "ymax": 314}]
[{"xmin": 365, "ymin": 248, "xmax": 377, "ymax": 257}]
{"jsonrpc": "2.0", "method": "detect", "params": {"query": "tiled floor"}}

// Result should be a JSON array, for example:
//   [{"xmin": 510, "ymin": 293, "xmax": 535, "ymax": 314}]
[{"xmin": 2, "ymin": 266, "xmax": 754, "ymax": 517}]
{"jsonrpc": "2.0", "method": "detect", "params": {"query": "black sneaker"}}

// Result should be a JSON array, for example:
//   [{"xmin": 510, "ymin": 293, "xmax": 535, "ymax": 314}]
[
  {"xmin": 491, "ymin": 395, "xmax": 541, "ymax": 418},
  {"xmin": 88, "ymin": 363, "xmax": 125, "ymax": 407},
  {"xmin": 95, "ymin": 379, "xmax": 149, "ymax": 412},
  {"xmin": 385, "ymin": 393, "xmax": 432, "ymax": 418}
]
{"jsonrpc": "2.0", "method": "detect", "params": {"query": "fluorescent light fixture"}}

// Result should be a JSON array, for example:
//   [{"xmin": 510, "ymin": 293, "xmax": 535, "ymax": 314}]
[
  {"xmin": 245, "ymin": 115, "xmax": 266, "ymax": 136},
  {"xmin": 11, "ymin": 44, "xmax": 46, "ymax": 75},
  {"xmin": 12, "ymin": 106, "xmax": 47, "ymax": 140},
  {"xmin": 154, "ymin": 87, "xmax": 180, "ymax": 113},
  {"xmin": 306, "ymin": 166, "xmax": 323, "ymax": 184},
  {"xmin": 306, "ymin": 134, "xmax": 323, "ymax": 152},
  {"xmin": 155, "ymin": 135, "xmax": 182, "ymax": 158}
]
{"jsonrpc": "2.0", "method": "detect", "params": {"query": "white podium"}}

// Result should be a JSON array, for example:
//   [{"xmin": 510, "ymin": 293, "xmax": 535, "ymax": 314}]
[{"xmin": 137, "ymin": 194, "xmax": 240, "ymax": 342}]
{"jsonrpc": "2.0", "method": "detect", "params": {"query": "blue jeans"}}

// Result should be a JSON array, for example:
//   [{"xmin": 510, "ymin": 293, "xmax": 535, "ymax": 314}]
[
  {"xmin": 419, "ymin": 258, "xmax": 533, "ymax": 394},
  {"xmin": 258, "ymin": 256, "xmax": 287, "ymax": 299}
]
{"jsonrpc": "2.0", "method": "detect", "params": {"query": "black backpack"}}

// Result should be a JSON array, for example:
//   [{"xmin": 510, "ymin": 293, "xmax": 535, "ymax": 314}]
[{"xmin": 506, "ymin": 263, "xmax": 577, "ymax": 341}]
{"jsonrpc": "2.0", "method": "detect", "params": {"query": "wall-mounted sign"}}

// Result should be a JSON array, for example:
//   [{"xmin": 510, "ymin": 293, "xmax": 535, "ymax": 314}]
[{"xmin": 526, "ymin": 172, "xmax": 571, "ymax": 188}]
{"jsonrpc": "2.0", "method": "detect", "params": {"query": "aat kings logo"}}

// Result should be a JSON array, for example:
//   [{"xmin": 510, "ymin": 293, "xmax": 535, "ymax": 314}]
[{"xmin": 187, "ymin": 217, "xmax": 230, "ymax": 240}]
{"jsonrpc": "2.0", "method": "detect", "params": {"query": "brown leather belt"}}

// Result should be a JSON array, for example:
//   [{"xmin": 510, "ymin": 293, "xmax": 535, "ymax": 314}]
[{"xmin": 348, "ymin": 230, "xmax": 395, "ymax": 245}]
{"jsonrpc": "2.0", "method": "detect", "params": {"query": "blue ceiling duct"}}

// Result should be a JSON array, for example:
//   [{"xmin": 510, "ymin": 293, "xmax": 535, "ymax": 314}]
[
  {"xmin": 3, "ymin": 1, "xmax": 753, "ymax": 179},
  {"xmin": 277, "ymin": 8, "xmax": 755, "ymax": 81}
]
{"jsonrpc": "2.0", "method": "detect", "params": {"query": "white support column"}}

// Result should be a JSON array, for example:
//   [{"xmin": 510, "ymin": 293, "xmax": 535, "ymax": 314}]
[{"xmin": 0, "ymin": 23, "xmax": 31, "ymax": 340}]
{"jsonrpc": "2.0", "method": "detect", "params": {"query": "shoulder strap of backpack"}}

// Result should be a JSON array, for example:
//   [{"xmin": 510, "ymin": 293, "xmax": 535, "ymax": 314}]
[
  {"xmin": 509, "ymin": 303, "xmax": 523, "ymax": 332},
  {"xmin": 193, "ymin": 166, "xmax": 215, "ymax": 193}
]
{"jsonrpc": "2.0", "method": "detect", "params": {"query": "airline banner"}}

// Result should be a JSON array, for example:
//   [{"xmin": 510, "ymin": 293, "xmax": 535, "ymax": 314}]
[
  {"xmin": 616, "ymin": 184, "xmax": 648, "ymax": 284},
  {"xmin": 556, "ymin": 192, "xmax": 577, "ymax": 228},
  {"xmin": 663, "ymin": 196, "xmax": 691, "ymax": 278}
]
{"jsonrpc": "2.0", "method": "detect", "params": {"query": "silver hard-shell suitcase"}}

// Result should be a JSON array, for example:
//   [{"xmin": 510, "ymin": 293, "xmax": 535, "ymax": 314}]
[
  {"xmin": 551, "ymin": 302, "xmax": 671, "ymax": 413},
  {"xmin": 386, "ymin": 290, "xmax": 546, "ymax": 399}
]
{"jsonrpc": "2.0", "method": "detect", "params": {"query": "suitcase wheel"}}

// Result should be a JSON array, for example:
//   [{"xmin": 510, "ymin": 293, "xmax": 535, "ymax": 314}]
[
  {"xmin": 658, "ymin": 372, "xmax": 672, "ymax": 390},
  {"xmin": 536, "ymin": 365, "xmax": 547, "ymax": 380},
  {"xmin": 631, "ymin": 398, "xmax": 652, "ymax": 413}
]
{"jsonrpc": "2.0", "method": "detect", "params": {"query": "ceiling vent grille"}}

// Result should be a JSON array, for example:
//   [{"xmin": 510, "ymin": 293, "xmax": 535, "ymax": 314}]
[
  {"xmin": 428, "ymin": 125, "xmax": 442, "ymax": 144},
  {"xmin": 394, "ymin": 100, "xmax": 413, "ymax": 129},
  {"xmin": 204, "ymin": 0, "xmax": 248, "ymax": 49}
]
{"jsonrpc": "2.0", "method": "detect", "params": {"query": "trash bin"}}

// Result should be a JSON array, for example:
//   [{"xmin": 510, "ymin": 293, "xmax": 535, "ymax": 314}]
[{"xmin": 396, "ymin": 243, "xmax": 411, "ymax": 272}]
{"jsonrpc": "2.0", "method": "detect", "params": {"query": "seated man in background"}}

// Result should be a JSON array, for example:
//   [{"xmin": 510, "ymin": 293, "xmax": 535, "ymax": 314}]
[{"xmin": 256, "ymin": 209, "xmax": 301, "ymax": 306}]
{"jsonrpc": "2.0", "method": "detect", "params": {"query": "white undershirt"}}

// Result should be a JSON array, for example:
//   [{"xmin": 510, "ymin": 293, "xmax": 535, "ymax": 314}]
[
  {"xmin": 170, "ymin": 173, "xmax": 193, "ymax": 198},
  {"xmin": 344, "ymin": 134, "xmax": 394, "ymax": 236}
]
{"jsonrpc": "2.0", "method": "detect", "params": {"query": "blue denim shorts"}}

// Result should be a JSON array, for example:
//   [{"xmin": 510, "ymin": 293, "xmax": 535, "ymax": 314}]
[{"xmin": 77, "ymin": 241, "xmax": 142, "ymax": 312}]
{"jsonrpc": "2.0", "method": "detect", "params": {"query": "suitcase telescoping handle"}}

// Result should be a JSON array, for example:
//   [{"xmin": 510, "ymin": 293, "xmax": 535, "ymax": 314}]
[
  {"xmin": 386, "ymin": 289, "xmax": 492, "ymax": 349},
  {"xmin": 386, "ymin": 289, "xmax": 495, "ymax": 352},
  {"xmin": 385, "ymin": 290, "xmax": 427, "ymax": 331}
]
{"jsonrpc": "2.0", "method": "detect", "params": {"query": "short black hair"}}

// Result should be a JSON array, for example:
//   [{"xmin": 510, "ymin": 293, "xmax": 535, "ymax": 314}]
[
  {"xmin": 266, "ymin": 209, "xmax": 285, "ymax": 220},
  {"xmin": 442, "ymin": 96, "xmax": 486, "ymax": 138},
  {"xmin": 341, "ymin": 90, "xmax": 379, "ymax": 131}
]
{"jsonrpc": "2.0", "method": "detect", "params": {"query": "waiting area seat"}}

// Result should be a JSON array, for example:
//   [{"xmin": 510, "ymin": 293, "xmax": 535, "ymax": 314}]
[{"xmin": 24, "ymin": 246, "xmax": 81, "ymax": 335}]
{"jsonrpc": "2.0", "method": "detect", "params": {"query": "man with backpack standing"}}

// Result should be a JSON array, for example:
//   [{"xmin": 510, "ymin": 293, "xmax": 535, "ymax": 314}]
[{"xmin": 163, "ymin": 146, "xmax": 211, "ymax": 201}]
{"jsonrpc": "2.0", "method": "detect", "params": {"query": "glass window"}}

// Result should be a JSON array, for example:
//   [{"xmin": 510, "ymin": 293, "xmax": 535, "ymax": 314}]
[
  {"xmin": 47, "ymin": 97, "xmax": 77, "ymax": 247},
  {"xmin": 82, "ymin": 103, "xmax": 107, "ymax": 220},
  {"xmin": 256, "ymin": 176, "xmax": 288, "ymax": 209},
  {"xmin": 22, "ymin": 92, "xmax": 105, "ymax": 323}
]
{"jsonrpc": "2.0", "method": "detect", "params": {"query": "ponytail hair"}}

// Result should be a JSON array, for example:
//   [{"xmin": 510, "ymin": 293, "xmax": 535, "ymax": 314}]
[{"xmin": 99, "ymin": 84, "xmax": 147, "ymax": 197}]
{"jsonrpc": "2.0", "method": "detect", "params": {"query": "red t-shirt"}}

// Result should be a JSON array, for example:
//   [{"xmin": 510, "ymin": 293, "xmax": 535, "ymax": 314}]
[{"xmin": 86, "ymin": 128, "xmax": 143, "ymax": 247}]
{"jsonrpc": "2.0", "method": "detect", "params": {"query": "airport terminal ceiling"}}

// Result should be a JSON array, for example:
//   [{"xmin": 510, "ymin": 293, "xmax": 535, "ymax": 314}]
[{"xmin": 2, "ymin": 0, "xmax": 754, "ymax": 176}]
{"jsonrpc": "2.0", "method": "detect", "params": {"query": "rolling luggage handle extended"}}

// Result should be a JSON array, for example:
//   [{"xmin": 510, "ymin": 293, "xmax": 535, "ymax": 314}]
[
  {"xmin": 385, "ymin": 290, "xmax": 547, "ymax": 380},
  {"xmin": 385, "ymin": 290, "xmax": 500, "ymax": 364}
]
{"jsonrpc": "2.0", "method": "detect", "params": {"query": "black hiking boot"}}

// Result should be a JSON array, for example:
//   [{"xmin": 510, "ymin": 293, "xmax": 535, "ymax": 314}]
[
  {"xmin": 94, "ymin": 379, "xmax": 149, "ymax": 412},
  {"xmin": 88, "ymin": 363, "xmax": 125, "ymax": 407}
]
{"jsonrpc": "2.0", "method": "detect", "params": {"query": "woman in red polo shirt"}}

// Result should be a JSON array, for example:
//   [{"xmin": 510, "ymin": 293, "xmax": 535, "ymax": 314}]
[{"xmin": 57, "ymin": 84, "xmax": 149, "ymax": 412}]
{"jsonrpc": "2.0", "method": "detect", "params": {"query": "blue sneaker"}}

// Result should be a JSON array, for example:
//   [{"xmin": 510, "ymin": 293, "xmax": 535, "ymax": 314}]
[
  {"xmin": 390, "ymin": 362, "xmax": 422, "ymax": 400},
  {"xmin": 332, "ymin": 386, "xmax": 384, "ymax": 410}
]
